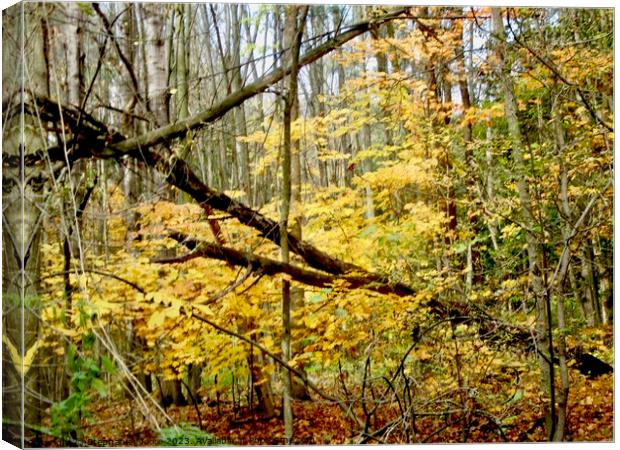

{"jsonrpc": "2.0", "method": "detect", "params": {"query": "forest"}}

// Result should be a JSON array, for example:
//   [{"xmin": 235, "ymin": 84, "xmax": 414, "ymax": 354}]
[{"xmin": 1, "ymin": 3, "xmax": 614, "ymax": 446}]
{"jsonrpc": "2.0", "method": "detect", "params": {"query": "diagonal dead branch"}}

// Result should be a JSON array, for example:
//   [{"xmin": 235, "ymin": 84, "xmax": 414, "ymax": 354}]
[
  {"xmin": 163, "ymin": 231, "xmax": 416, "ymax": 297},
  {"xmin": 103, "ymin": 7, "xmax": 412, "ymax": 156}
]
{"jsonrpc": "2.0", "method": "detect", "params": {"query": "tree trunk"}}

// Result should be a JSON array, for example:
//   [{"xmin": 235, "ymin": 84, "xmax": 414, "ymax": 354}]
[
  {"xmin": 280, "ymin": 5, "xmax": 307, "ymax": 442},
  {"xmin": 369, "ymin": 7, "xmax": 393, "ymax": 147},
  {"xmin": 452, "ymin": 10, "xmax": 482, "ymax": 288},
  {"xmin": 492, "ymin": 8, "xmax": 553, "ymax": 439},
  {"xmin": 143, "ymin": 4, "xmax": 169, "ymax": 129},
  {"xmin": 143, "ymin": 3, "xmax": 175, "ymax": 203},
  {"xmin": 231, "ymin": 5, "xmax": 252, "ymax": 205},
  {"xmin": 419, "ymin": 7, "xmax": 457, "ymax": 257},
  {"xmin": 593, "ymin": 235, "xmax": 613, "ymax": 324},
  {"xmin": 142, "ymin": 3, "xmax": 185, "ymax": 406},
  {"xmin": 551, "ymin": 95, "xmax": 572, "ymax": 441},
  {"xmin": 309, "ymin": 8, "xmax": 330, "ymax": 188},
  {"xmin": 2, "ymin": 4, "xmax": 47, "ymax": 446},
  {"xmin": 580, "ymin": 241, "xmax": 601, "ymax": 326}
]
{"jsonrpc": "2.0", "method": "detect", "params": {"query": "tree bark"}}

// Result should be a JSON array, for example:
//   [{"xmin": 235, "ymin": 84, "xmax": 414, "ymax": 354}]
[
  {"xmin": 231, "ymin": 5, "xmax": 252, "ymax": 205},
  {"xmin": 492, "ymin": 8, "xmax": 553, "ymax": 439},
  {"xmin": 142, "ymin": 3, "xmax": 185, "ymax": 406},
  {"xmin": 550, "ymin": 95, "xmax": 572, "ymax": 441},
  {"xmin": 280, "ymin": 7, "xmax": 307, "ymax": 440},
  {"xmin": 2, "ymin": 4, "xmax": 47, "ymax": 446}
]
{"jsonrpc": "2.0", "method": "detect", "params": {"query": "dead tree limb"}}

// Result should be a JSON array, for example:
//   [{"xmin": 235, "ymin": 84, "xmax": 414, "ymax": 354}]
[
  {"xmin": 103, "ymin": 7, "xmax": 412, "ymax": 156},
  {"xmin": 8, "ymin": 7, "xmax": 411, "ymax": 273},
  {"xmin": 158, "ymin": 231, "xmax": 417, "ymax": 297}
]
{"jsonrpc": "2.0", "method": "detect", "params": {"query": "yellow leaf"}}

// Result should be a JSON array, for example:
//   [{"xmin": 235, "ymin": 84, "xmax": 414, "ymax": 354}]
[
  {"xmin": 194, "ymin": 304, "xmax": 214, "ymax": 317},
  {"xmin": 2, "ymin": 336, "xmax": 41, "ymax": 376},
  {"xmin": 23, "ymin": 341, "xmax": 41, "ymax": 375},
  {"xmin": 304, "ymin": 315, "xmax": 319, "ymax": 330},
  {"xmin": 147, "ymin": 305, "xmax": 178, "ymax": 329}
]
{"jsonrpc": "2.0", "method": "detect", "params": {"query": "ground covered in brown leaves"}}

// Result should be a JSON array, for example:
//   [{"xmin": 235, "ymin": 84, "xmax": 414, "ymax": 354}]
[{"xmin": 41, "ymin": 370, "xmax": 612, "ymax": 446}]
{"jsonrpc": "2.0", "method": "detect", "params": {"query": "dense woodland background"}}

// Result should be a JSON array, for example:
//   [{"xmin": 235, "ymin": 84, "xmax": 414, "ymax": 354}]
[{"xmin": 1, "ymin": 3, "xmax": 614, "ymax": 446}]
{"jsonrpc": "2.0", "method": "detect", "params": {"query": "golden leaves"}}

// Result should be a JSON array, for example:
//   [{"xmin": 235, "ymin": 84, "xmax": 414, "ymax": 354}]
[
  {"xmin": 193, "ymin": 304, "xmax": 214, "ymax": 317},
  {"xmin": 3, "ymin": 336, "xmax": 41, "ymax": 376}
]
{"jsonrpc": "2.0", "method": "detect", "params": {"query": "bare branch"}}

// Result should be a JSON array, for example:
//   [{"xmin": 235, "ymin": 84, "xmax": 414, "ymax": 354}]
[{"xmin": 165, "ymin": 231, "xmax": 416, "ymax": 297}]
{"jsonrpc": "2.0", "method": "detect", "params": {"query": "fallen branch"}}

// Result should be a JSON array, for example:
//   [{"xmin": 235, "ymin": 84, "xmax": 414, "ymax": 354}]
[
  {"xmin": 141, "ymin": 150, "xmax": 361, "ymax": 276},
  {"xmin": 104, "ymin": 7, "xmax": 412, "ymax": 156},
  {"xmin": 160, "ymin": 231, "xmax": 416, "ymax": 297},
  {"xmin": 9, "ymin": 8, "xmax": 411, "ymax": 278},
  {"xmin": 38, "ymin": 269, "xmax": 146, "ymax": 295}
]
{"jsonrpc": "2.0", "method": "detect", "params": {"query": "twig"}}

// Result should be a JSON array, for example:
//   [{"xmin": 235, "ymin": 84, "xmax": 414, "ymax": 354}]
[
  {"xmin": 38, "ymin": 269, "xmax": 146, "ymax": 294},
  {"xmin": 547, "ymin": 178, "xmax": 613, "ymax": 290},
  {"xmin": 190, "ymin": 310, "xmax": 364, "ymax": 429},
  {"xmin": 337, "ymin": 359, "xmax": 351, "ymax": 401},
  {"xmin": 505, "ymin": 9, "xmax": 612, "ymax": 132},
  {"xmin": 179, "ymin": 378, "xmax": 204, "ymax": 431},
  {"xmin": 92, "ymin": 4, "xmax": 144, "ymax": 109}
]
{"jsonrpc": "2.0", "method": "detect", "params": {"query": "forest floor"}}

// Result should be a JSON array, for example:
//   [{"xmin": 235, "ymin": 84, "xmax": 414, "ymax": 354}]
[{"xmin": 42, "ymin": 371, "xmax": 612, "ymax": 446}]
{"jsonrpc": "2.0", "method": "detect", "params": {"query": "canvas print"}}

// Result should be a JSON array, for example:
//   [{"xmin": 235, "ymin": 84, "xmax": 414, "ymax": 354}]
[{"xmin": 1, "ymin": 3, "xmax": 613, "ymax": 447}]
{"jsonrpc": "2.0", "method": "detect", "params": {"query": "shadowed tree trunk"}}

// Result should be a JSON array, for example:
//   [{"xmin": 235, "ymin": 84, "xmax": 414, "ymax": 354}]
[
  {"xmin": 492, "ymin": 7, "xmax": 552, "ymax": 439},
  {"xmin": 142, "ymin": 2, "xmax": 185, "ymax": 407},
  {"xmin": 2, "ymin": 3, "xmax": 47, "ymax": 446}
]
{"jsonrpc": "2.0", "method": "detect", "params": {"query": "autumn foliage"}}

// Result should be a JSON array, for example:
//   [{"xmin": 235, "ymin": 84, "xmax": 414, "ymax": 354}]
[{"xmin": 2, "ymin": 4, "xmax": 613, "ymax": 446}]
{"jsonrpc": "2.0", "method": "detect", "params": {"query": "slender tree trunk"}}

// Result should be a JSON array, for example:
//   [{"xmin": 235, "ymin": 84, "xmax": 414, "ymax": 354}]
[
  {"xmin": 286, "ymin": 7, "xmax": 311, "ymax": 403},
  {"xmin": 551, "ymin": 95, "xmax": 571, "ymax": 441},
  {"xmin": 369, "ymin": 9, "xmax": 393, "ymax": 147},
  {"xmin": 581, "ymin": 241, "xmax": 601, "ymax": 326},
  {"xmin": 492, "ymin": 8, "xmax": 553, "ymax": 439},
  {"xmin": 173, "ymin": 3, "xmax": 202, "ymax": 404},
  {"xmin": 452, "ymin": 10, "xmax": 482, "ymax": 288},
  {"xmin": 593, "ymin": 235, "xmax": 613, "ymax": 324},
  {"xmin": 419, "ymin": 8, "xmax": 457, "ymax": 258},
  {"xmin": 280, "ymin": 5, "xmax": 307, "ymax": 443},
  {"xmin": 116, "ymin": 3, "xmax": 152, "ymax": 399},
  {"xmin": 312, "ymin": 7, "xmax": 330, "ymax": 188},
  {"xmin": 280, "ymin": 6, "xmax": 295, "ymax": 442},
  {"xmin": 231, "ymin": 5, "xmax": 252, "ymax": 205},
  {"xmin": 120, "ymin": 3, "xmax": 140, "ymax": 247}
]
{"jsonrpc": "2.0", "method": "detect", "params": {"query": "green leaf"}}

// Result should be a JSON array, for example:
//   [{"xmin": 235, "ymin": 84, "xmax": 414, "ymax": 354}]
[
  {"xmin": 82, "ymin": 332, "xmax": 96, "ymax": 350},
  {"xmin": 91, "ymin": 378, "xmax": 108, "ymax": 397},
  {"xmin": 359, "ymin": 224, "xmax": 377, "ymax": 238},
  {"xmin": 77, "ymin": 3, "xmax": 95, "ymax": 16},
  {"xmin": 66, "ymin": 344, "xmax": 77, "ymax": 372},
  {"xmin": 101, "ymin": 355, "xmax": 117, "ymax": 375},
  {"xmin": 83, "ymin": 358, "xmax": 100, "ymax": 377},
  {"xmin": 507, "ymin": 388, "xmax": 524, "ymax": 404}
]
